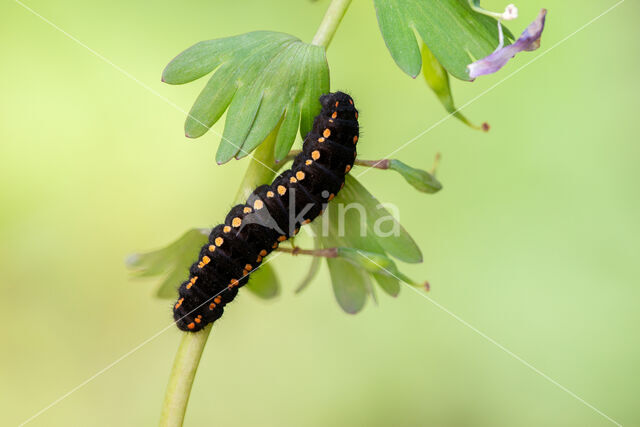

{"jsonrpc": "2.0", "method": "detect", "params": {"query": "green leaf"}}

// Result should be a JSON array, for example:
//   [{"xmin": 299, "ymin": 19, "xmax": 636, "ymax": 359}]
[
  {"xmin": 162, "ymin": 31, "xmax": 329, "ymax": 163},
  {"xmin": 421, "ymin": 44, "xmax": 487, "ymax": 130},
  {"xmin": 326, "ymin": 255, "xmax": 370, "ymax": 314},
  {"xmin": 373, "ymin": 273, "xmax": 401, "ymax": 297},
  {"xmin": 245, "ymin": 264, "xmax": 280, "ymax": 299},
  {"xmin": 337, "ymin": 247, "xmax": 395, "ymax": 273},
  {"xmin": 317, "ymin": 225, "xmax": 369, "ymax": 314},
  {"xmin": 314, "ymin": 175, "xmax": 423, "ymax": 301},
  {"xmin": 126, "ymin": 228, "xmax": 209, "ymax": 299},
  {"xmin": 373, "ymin": 0, "xmax": 512, "ymax": 81},
  {"xmin": 338, "ymin": 175, "xmax": 423, "ymax": 263},
  {"xmin": 388, "ymin": 158, "xmax": 442, "ymax": 194},
  {"xmin": 292, "ymin": 174, "xmax": 429, "ymax": 309},
  {"xmin": 127, "ymin": 228, "xmax": 281, "ymax": 300}
]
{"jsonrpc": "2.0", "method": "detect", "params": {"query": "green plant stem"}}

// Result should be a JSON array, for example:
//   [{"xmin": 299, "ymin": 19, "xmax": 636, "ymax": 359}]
[
  {"xmin": 159, "ymin": 324, "xmax": 212, "ymax": 426},
  {"xmin": 160, "ymin": 0, "xmax": 353, "ymax": 423},
  {"xmin": 159, "ymin": 133, "xmax": 277, "ymax": 427},
  {"xmin": 311, "ymin": 0, "xmax": 353, "ymax": 47}
]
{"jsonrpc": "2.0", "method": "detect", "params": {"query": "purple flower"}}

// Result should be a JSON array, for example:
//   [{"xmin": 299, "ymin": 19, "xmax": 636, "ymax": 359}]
[{"xmin": 468, "ymin": 9, "xmax": 547, "ymax": 80}]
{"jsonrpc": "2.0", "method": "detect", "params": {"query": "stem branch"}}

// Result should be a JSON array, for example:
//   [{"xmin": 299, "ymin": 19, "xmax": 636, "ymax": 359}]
[
  {"xmin": 355, "ymin": 158, "xmax": 391, "ymax": 169},
  {"xmin": 277, "ymin": 246, "xmax": 339, "ymax": 258}
]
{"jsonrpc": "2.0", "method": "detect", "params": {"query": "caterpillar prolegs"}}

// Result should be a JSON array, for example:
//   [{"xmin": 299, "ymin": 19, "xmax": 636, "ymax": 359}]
[{"xmin": 173, "ymin": 92, "xmax": 359, "ymax": 332}]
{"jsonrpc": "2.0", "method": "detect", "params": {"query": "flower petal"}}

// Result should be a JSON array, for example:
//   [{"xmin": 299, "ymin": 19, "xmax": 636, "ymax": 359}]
[{"xmin": 468, "ymin": 9, "xmax": 547, "ymax": 79}]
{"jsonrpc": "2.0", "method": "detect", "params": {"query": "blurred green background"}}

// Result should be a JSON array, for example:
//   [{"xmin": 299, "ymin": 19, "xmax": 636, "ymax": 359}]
[{"xmin": 1, "ymin": 0, "xmax": 638, "ymax": 425}]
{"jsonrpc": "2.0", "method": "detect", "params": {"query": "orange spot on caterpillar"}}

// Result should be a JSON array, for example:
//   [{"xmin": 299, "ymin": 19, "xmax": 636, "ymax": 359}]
[
  {"xmin": 328, "ymin": 193, "xmax": 335, "ymax": 201},
  {"xmin": 245, "ymin": 264, "xmax": 252, "ymax": 271},
  {"xmin": 302, "ymin": 219, "xmax": 311, "ymax": 225},
  {"xmin": 198, "ymin": 255, "xmax": 211, "ymax": 268},
  {"xmin": 345, "ymin": 164, "xmax": 351, "ymax": 173},
  {"xmin": 259, "ymin": 249, "xmax": 268, "ymax": 257},
  {"xmin": 195, "ymin": 317, "xmax": 201, "ymax": 323},
  {"xmin": 256, "ymin": 255, "xmax": 263, "ymax": 263},
  {"xmin": 215, "ymin": 237, "xmax": 224, "ymax": 246},
  {"xmin": 214, "ymin": 296, "xmax": 222, "ymax": 304},
  {"xmin": 277, "ymin": 235, "xmax": 287, "ymax": 242},
  {"xmin": 209, "ymin": 303, "xmax": 216, "ymax": 310},
  {"xmin": 277, "ymin": 185, "xmax": 286, "ymax": 195},
  {"xmin": 232, "ymin": 217, "xmax": 242, "ymax": 227},
  {"xmin": 349, "ymin": 99, "xmax": 353, "ymax": 105},
  {"xmin": 294, "ymin": 228, "xmax": 300, "ymax": 235},
  {"xmin": 331, "ymin": 111, "xmax": 337, "ymax": 119},
  {"xmin": 289, "ymin": 177, "xmax": 297, "ymax": 183},
  {"xmin": 355, "ymin": 112, "xmax": 358, "ymax": 119},
  {"xmin": 253, "ymin": 199, "xmax": 264, "ymax": 210},
  {"xmin": 223, "ymin": 226, "xmax": 231, "ymax": 233},
  {"xmin": 323, "ymin": 129, "xmax": 331, "ymax": 138},
  {"xmin": 305, "ymin": 159, "xmax": 312, "ymax": 165},
  {"xmin": 340, "ymin": 182, "xmax": 345, "ymax": 190},
  {"xmin": 175, "ymin": 298, "xmax": 184, "ymax": 309},
  {"xmin": 272, "ymin": 242, "xmax": 279, "ymax": 249},
  {"xmin": 335, "ymin": 101, "xmax": 339, "ymax": 107},
  {"xmin": 318, "ymin": 137, "xmax": 325, "ymax": 143},
  {"xmin": 296, "ymin": 171, "xmax": 305, "ymax": 180},
  {"xmin": 208, "ymin": 245, "xmax": 216, "ymax": 252},
  {"xmin": 311, "ymin": 150, "xmax": 320, "ymax": 160},
  {"xmin": 187, "ymin": 322, "xmax": 195, "ymax": 330},
  {"xmin": 243, "ymin": 206, "xmax": 252, "ymax": 213},
  {"xmin": 242, "ymin": 269, "xmax": 248, "ymax": 276},
  {"xmin": 266, "ymin": 191, "xmax": 274, "ymax": 198},
  {"xmin": 353, "ymin": 135, "xmax": 358, "ymax": 144},
  {"xmin": 230, "ymin": 278, "xmax": 239, "ymax": 287}
]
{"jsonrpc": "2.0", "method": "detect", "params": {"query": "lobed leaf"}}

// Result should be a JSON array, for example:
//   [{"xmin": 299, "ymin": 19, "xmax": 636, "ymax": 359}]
[
  {"xmin": 306, "ymin": 173, "xmax": 428, "ymax": 305},
  {"xmin": 373, "ymin": 0, "xmax": 513, "ymax": 81},
  {"xmin": 162, "ymin": 31, "xmax": 329, "ymax": 163},
  {"xmin": 338, "ymin": 175, "xmax": 423, "ymax": 263},
  {"xmin": 126, "ymin": 228, "xmax": 209, "ymax": 299}
]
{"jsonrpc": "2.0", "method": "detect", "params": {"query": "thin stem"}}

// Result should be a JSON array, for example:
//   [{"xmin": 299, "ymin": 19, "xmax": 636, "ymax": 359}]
[
  {"xmin": 277, "ymin": 246, "xmax": 339, "ymax": 258},
  {"xmin": 311, "ymin": 0, "xmax": 353, "ymax": 47},
  {"xmin": 276, "ymin": 149, "xmax": 301, "ymax": 165},
  {"xmin": 281, "ymin": 150, "xmax": 393, "ymax": 170},
  {"xmin": 159, "ymin": 325, "xmax": 212, "ymax": 426},
  {"xmin": 430, "ymin": 152, "xmax": 441, "ymax": 176},
  {"xmin": 159, "ymin": 132, "xmax": 278, "ymax": 427},
  {"xmin": 355, "ymin": 158, "xmax": 391, "ymax": 169}
]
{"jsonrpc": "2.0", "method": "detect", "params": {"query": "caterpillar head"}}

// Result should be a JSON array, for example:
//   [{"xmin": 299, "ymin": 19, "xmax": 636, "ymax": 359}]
[{"xmin": 319, "ymin": 91, "xmax": 354, "ymax": 110}]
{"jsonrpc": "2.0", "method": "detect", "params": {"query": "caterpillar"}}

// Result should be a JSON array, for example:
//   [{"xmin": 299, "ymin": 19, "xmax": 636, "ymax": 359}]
[{"xmin": 173, "ymin": 91, "xmax": 359, "ymax": 331}]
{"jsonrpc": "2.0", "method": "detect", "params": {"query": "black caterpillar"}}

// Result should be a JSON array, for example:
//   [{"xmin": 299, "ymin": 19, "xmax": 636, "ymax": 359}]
[{"xmin": 173, "ymin": 92, "xmax": 359, "ymax": 331}]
